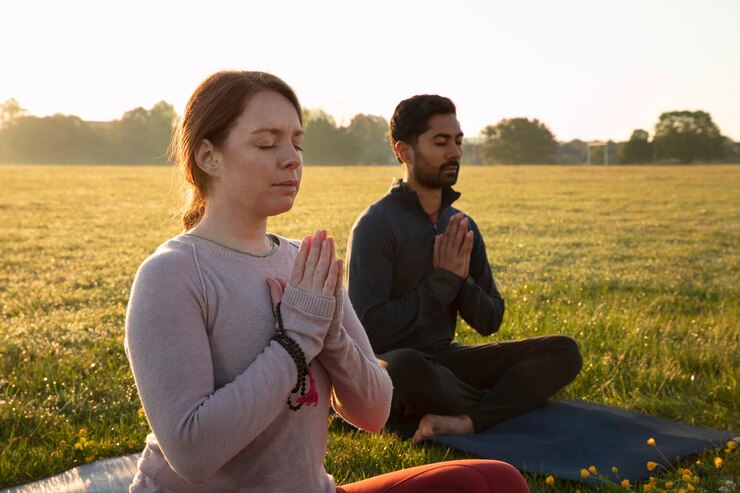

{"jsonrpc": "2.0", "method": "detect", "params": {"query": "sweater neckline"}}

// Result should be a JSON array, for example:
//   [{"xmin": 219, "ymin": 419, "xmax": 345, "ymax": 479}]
[{"xmin": 176, "ymin": 232, "xmax": 292, "ymax": 267}]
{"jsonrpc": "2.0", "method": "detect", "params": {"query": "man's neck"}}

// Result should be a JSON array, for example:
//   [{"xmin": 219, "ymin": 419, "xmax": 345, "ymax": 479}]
[{"xmin": 404, "ymin": 177, "xmax": 442, "ymax": 215}]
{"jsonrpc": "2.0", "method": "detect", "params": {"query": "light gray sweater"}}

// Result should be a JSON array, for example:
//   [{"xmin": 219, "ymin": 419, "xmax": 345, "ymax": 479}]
[{"xmin": 124, "ymin": 234, "xmax": 392, "ymax": 492}]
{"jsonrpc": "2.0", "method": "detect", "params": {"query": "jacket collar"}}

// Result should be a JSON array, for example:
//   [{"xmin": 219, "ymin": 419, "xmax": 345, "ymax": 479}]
[{"xmin": 389, "ymin": 178, "xmax": 461, "ymax": 215}]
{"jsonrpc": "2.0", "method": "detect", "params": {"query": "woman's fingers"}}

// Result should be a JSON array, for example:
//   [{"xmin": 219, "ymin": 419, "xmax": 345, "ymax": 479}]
[
  {"xmin": 290, "ymin": 236, "xmax": 312, "ymax": 285},
  {"xmin": 322, "ymin": 257, "xmax": 339, "ymax": 297},
  {"xmin": 313, "ymin": 238, "xmax": 333, "ymax": 291},
  {"xmin": 334, "ymin": 259, "xmax": 344, "ymax": 296},
  {"xmin": 266, "ymin": 278, "xmax": 284, "ymax": 312},
  {"xmin": 303, "ymin": 230, "xmax": 325, "ymax": 281}
]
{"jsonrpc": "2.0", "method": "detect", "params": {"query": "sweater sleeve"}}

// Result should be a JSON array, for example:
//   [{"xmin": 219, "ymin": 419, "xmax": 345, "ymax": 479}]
[
  {"xmin": 456, "ymin": 217, "xmax": 505, "ymax": 335},
  {"xmin": 347, "ymin": 211, "xmax": 462, "ymax": 351},
  {"xmin": 124, "ymin": 250, "xmax": 334, "ymax": 484},
  {"xmin": 316, "ymin": 290, "xmax": 392, "ymax": 432}
]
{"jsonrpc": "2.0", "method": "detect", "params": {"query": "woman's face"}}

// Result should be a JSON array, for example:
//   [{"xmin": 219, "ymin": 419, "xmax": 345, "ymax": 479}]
[{"xmin": 210, "ymin": 90, "xmax": 304, "ymax": 220}]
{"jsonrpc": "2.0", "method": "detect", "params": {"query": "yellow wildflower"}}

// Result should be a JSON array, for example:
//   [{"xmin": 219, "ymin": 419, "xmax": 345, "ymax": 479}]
[
  {"xmin": 678, "ymin": 489, "xmax": 686, "ymax": 493},
  {"xmin": 84, "ymin": 455, "xmax": 95, "ymax": 463},
  {"xmin": 647, "ymin": 461, "xmax": 658, "ymax": 471},
  {"xmin": 681, "ymin": 473, "xmax": 692, "ymax": 482},
  {"xmin": 621, "ymin": 479, "xmax": 630, "ymax": 489},
  {"xmin": 714, "ymin": 456, "xmax": 724, "ymax": 468},
  {"xmin": 588, "ymin": 465, "xmax": 597, "ymax": 474},
  {"xmin": 612, "ymin": 466, "xmax": 618, "ymax": 474},
  {"xmin": 665, "ymin": 481, "xmax": 674, "ymax": 489},
  {"xmin": 727, "ymin": 440, "xmax": 738, "ymax": 450},
  {"xmin": 580, "ymin": 468, "xmax": 590, "ymax": 478},
  {"xmin": 647, "ymin": 437, "xmax": 656, "ymax": 446},
  {"xmin": 77, "ymin": 428, "xmax": 88, "ymax": 437},
  {"xmin": 545, "ymin": 475, "xmax": 555, "ymax": 486},
  {"xmin": 643, "ymin": 485, "xmax": 654, "ymax": 492},
  {"xmin": 692, "ymin": 476, "xmax": 699, "ymax": 484},
  {"xmin": 687, "ymin": 485, "xmax": 695, "ymax": 492}
]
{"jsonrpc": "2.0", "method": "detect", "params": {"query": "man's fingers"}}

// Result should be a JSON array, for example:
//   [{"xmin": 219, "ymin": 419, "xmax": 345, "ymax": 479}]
[{"xmin": 433, "ymin": 235, "xmax": 441, "ymax": 268}]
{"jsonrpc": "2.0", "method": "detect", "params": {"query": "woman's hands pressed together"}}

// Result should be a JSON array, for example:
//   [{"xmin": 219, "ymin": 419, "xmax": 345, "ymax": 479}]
[{"xmin": 267, "ymin": 229, "xmax": 343, "ymax": 312}]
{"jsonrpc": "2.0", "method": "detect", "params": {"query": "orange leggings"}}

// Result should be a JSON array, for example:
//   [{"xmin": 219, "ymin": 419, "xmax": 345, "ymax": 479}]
[{"xmin": 336, "ymin": 459, "xmax": 530, "ymax": 493}]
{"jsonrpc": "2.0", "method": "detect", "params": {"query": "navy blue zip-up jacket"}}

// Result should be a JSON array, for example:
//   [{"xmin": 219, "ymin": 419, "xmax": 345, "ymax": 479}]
[{"xmin": 346, "ymin": 179, "xmax": 505, "ymax": 354}]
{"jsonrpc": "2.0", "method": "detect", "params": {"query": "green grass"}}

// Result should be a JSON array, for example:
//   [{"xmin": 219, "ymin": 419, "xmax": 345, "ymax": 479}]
[{"xmin": 1, "ymin": 164, "xmax": 738, "ymax": 491}]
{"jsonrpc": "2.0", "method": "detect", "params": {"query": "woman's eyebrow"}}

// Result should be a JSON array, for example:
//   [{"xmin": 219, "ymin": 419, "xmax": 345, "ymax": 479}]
[{"xmin": 250, "ymin": 127, "xmax": 305, "ymax": 136}]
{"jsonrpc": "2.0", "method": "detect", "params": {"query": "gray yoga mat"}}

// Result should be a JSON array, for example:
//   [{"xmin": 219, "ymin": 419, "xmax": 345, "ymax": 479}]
[{"xmin": 389, "ymin": 400, "xmax": 734, "ymax": 484}]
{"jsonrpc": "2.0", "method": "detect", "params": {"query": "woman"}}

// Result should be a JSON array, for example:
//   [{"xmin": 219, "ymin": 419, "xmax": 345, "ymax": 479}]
[{"xmin": 125, "ymin": 70, "xmax": 529, "ymax": 492}]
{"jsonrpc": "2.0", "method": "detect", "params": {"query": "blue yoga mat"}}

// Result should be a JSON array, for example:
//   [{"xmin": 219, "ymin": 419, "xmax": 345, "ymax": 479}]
[{"xmin": 388, "ymin": 400, "xmax": 734, "ymax": 484}]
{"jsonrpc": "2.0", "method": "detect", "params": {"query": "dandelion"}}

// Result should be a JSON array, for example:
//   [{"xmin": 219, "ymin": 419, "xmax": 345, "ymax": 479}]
[
  {"xmin": 647, "ymin": 437, "xmax": 656, "ymax": 446},
  {"xmin": 545, "ymin": 475, "xmax": 555, "ymax": 486},
  {"xmin": 664, "ymin": 481, "xmax": 673, "ymax": 489},
  {"xmin": 678, "ymin": 489, "xmax": 686, "ymax": 493},
  {"xmin": 580, "ymin": 468, "xmax": 590, "ymax": 478},
  {"xmin": 643, "ymin": 485, "xmax": 654, "ymax": 492},
  {"xmin": 681, "ymin": 473, "xmax": 692, "ymax": 482},
  {"xmin": 588, "ymin": 465, "xmax": 597, "ymax": 474},
  {"xmin": 647, "ymin": 461, "xmax": 658, "ymax": 471},
  {"xmin": 621, "ymin": 479, "xmax": 630, "ymax": 489},
  {"xmin": 727, "ymin": 440, "xmax": 738, "ymax": 450},
  {"xmin": 714, "ymin": 457, "xmax": 724, "ymax": 468},
  {"xmin": 687, "ymin": 484, "xmax": 695, "ymax": 492},
  {"xmin": 84, "ymin": 455, "xmax": 95, "ymax": 463},
  {"xmin": 612, "ymin": 466, "xmax": 618, "ymax": 474}
]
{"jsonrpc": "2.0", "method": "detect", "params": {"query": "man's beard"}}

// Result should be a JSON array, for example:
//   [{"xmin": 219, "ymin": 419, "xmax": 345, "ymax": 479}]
[{"xmin": 414, "ymin": 159, "xmax": 460, "ymax": 189}]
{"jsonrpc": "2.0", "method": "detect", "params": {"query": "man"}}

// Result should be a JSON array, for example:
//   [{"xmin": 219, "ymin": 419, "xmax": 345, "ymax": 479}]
[{"xmin": 346, "ymin": 95, "xmax": 582, "ymax": 444}]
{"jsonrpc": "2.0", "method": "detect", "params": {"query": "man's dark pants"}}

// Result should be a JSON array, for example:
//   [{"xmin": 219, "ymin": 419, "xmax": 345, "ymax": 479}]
[{"xmin": 378, "ymin": 335, "xmax": 583, "ymax": 432}]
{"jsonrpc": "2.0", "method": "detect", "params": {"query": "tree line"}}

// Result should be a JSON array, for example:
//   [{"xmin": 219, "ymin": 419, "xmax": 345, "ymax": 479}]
[{"xmin": 1, "ymin": 98, "xmax": 737, "ymax": 165}]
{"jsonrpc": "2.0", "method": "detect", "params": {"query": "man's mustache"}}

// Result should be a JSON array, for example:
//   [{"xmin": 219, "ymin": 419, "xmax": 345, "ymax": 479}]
[{"xmin": 441, "ymin": 161, "xmax": 460, "ymax": 171}]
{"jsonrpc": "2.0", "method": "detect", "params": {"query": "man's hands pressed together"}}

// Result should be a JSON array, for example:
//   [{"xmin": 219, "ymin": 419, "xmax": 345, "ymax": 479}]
[{"xmin": 433, "ymin": 212, "xmax": 473, "ymax": 279}]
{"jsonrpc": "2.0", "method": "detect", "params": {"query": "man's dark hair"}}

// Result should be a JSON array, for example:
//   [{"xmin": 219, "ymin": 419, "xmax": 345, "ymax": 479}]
[{"xmin": 389, "ymin": 95, "xmax": 456, "ymax": 163}]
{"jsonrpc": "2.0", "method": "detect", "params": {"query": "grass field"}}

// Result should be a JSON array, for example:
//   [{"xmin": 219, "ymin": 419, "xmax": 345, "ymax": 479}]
[{"xmin": 1, "ymin": 164, "xmax": 738, "ymax": 491}]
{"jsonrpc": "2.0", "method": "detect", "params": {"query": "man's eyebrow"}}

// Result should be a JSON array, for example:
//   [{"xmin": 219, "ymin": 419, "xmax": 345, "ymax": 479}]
[
  {"xmin": 432, "ymin": 132, "xmax": 464, "ymax": 139},
  {"xmin": 250, "ymin": 127, "xmax": 305, "ymax": 136}
]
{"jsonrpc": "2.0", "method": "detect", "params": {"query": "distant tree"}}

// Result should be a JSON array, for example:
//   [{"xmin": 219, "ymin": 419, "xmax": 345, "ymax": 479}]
[
  {"xmin": 480, "ymin": 118, "xmax": 557, "ymax": 164},
  {"xmin": 0, "ymin": 114, "xmax": 104, "ymax": 163},
  {"xmin": 302, "ymin": 109, "xmax": 360, "ymax": 165},
  {"xmin": 346, "ymin": 114, "xmax": 394, "ymax": 165},
  {"xmin": 557, "ymin": 139, "xmax": 588, "ymax": 164},
  {"xmin": 619, "ymin": 129, "xmax": 653, "ymax": 164},
  {"xmin": 653, "ymin": 110, "xmax": 725, "ymax": 164},
  {"xmin": 112, "ymin": 101, "xmax": 176, "ymax": 163},
  {"xmin": 1, "ymin": 98, "xmax": 27, "ymax": 129}
]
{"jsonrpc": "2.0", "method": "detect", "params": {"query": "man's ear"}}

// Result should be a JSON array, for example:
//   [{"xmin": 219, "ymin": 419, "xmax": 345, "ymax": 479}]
[
  {"xmin": 194, "ymin": 139, "xmax": 220, "ymax": 176},
  {"xmin": 394, "ymin": 141, "xmax": 413, "ymax": 165}
]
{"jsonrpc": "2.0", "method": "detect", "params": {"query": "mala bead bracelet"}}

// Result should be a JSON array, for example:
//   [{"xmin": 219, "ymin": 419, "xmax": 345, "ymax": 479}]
[{"xmin": 271, "ymin": 301, "xmax": 318, "ymax": 411}]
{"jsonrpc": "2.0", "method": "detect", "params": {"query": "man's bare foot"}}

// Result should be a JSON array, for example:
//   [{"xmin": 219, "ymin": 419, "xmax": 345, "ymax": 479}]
[{"xmin": 411, "ymin": 414, "xmax": 474, "ymax": 445}]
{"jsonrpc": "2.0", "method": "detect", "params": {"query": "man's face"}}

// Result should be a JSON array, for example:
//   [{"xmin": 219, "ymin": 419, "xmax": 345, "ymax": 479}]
[{"xmin": 406, "ymin": 113, "xmax": 463, "ymax": 190}]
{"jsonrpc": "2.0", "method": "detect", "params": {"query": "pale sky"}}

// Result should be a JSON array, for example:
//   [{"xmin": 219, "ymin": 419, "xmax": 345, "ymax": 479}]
[{"xmin": 2, "ymin": 0, "xmax": 739, "ymax": 142}]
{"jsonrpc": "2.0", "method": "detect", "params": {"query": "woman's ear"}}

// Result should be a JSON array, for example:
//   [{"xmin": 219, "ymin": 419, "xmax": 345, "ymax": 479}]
[{"xmin": 194, "ymin": 139, "xmax": 220, "ymax": 177}]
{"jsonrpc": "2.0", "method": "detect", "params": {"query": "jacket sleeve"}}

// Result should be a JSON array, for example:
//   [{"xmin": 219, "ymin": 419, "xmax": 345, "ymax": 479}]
[
  {"xmin": 316, "ymin": 290, "xmax": 392, "ymax": 432},
  {"xmin": 124, "ymin": 251, "xmax": 334, "ymax": 484},
  {"xmin": 346, "ymin": 211, "xmax": 462, "ymax": 351},
  {"xmin": 456, "ymin": 217, "xmax": 505, "ymax": 335}
]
